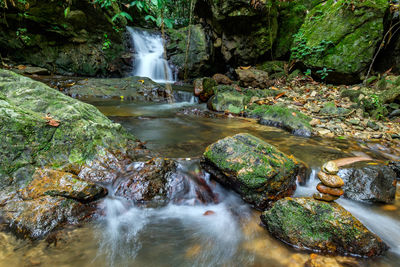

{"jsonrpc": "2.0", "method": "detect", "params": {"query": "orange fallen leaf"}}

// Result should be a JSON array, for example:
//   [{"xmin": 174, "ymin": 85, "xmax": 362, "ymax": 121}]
[
  {"xmin": 47, "ymin": 119, "xmax": 60, "ymax": 127},
  {"xmin": 138, "ymin": 80, "xmax": 145, "ymax": 84},
  {"xmin": 17, "ymin": 65, "xmax": 26, "ymax": 70},
  {"xmin": 382, "ymin": 205, "xmax": 397, "ymax": 211},
  {"xmin": 310, "ymin": 253, "xmax": 318, "ymax": 260},
  {"xmin": 240, "ymin": 66, "xmax": 251, "ymax": 70},
  {"xmin": 203, "ymin": 210, "xmax": 215, "ymax": 216},
  {"xmin": 292, "ymin": 112, "xmax": 297, "ymax": 117},
  {"xmin": 274, "ymin": 92, "xmax": 286, "ymax": 100},
  {"xmin": 270, "ymin": 86, "xmax": 279, "ymax": 90}
]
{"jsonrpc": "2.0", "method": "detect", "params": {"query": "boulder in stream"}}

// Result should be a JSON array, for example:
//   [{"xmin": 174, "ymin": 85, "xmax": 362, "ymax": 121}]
[
  {"xmin": 65, "ymin": 76, "xmax": 172, "ymax": 102},
  {"xmin": 0, "ymin": 69, "xmax": 146, "ymax": 239},
  {"xmin": 261, "ymin": 197, "xmax": 388, "ymax": 257},
  {"xmin": 338, "ymin": 162, "xmax": 397, "ymax": 203},
  {"xmin": 201, "ymin": 133, "xmax": 306, "ymax": 209}
]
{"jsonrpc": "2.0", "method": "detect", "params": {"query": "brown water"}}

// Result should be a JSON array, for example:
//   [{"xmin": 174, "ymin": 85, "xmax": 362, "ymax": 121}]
[{"xmin": 1, "ymin": 97, "xmax": 399, "ymax": 267}]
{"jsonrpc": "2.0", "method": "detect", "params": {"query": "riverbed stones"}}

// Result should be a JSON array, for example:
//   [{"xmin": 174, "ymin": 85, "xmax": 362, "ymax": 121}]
[
  {"xmin": 201, "ymin": 133, "xmax": 306, "ymax": 209},
  {"xmin": 314, "ymin": 161, "xmax": 345, "ymax": 202},
  {"xmin": 261, "ymin": 197, "xmax": 388, "ymax": 257},
  {"xmin": 313, "ymin": 192, "xmax": 339, "ymax": 202}
]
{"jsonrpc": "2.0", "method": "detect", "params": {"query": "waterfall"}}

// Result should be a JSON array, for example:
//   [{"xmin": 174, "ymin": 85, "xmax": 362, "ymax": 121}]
[{"xmin": 127, "ymin": 27, "xmax": 174, "ymax": 83}]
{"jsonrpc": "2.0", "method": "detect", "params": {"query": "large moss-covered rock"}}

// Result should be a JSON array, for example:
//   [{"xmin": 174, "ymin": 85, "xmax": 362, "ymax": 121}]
[
  {"xmin": 167, "ymin": 25, "xmax": 213, "ymax": 78},
  {"xmin": 291, "ymin": 0, "xmax": 389, "ymax": 83},
  {"xmin": 0, "ymin": 69, "xmax": 143, "ymax": 239},
  {"xmin": 0, "ymin": 0, "xmax": 127, "ymax": 76},
  {"xmin": 195, "ymin": 0, "xmax": 278, "ymax": 65},
  {"xmin": 201, "ymin": 133, "xmax": 306, "ymax": 209},
  {"xmin": 66, "ymin": 76, "xmax": 172, "ymax": 101},
  {"xmin": 246, "ymin": 104, "xmax": 312, "ymax": 137},
  {"xmin": 274, "ymin": 0, "xmax": 322, "ymax": 58},
  {"xmin": 261, "ymin": 197, "xmax": 388, "ymax": 257},
  {"xmin": 338, "ymin": 162, "xmax": 397, "ymax": 203}
]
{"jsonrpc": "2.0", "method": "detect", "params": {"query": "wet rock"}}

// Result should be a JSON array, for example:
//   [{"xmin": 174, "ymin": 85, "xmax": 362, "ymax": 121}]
[
  {"xmin": 313, "ymin": 192, "xmax": 339, "ymax": 202},
  {"xmin": 246, "ymin": 104, "xmax": 312, "ymax": 137},
  {"xmin": 12, "ymin": 66, "xmax": 50, "ymax": 76},
  {"xmin": 113, "ymin": 158, "xmax": 176, "ymax": 202},
  {"xmin": 389, "ymin": 161, "xmax": 400, "ymax": 180},
  {"xmin": 19, "ymin": 169, "xmax": 107, "ymax": 203},
  {"xmin": 261, "ymin": 197, "xmax": 388, "ymax": 257},
  {"xmin": 317, "ymin": 172, "xmax": 344, "ymax": 188},
  {"xmin": 1, "ymin": 196, "xmax": 90, "ymax": 239},
  {"xmin": 322, "ymin": 161, "xmax": 339, "ymax": 175},
  {"xmin": 193, "ymin": 77, "xmax": 217, "ymax": 102},
  {"xmin": 212, "ymin": 73, "xmax": 232, "ymax": 85},
  {"xmin": 201, "ymin": 133, "xmax": 306, "ymax": 209},
  {"xmin": 66, "ymin": 76, "xmax": 172, "ymax": 102},
  {"xmin": 316, "ymin": 183, "xmax": 344, "ymax": 197},
  {"xmin": 338, "ymin": 162, "xmax": 397, "ymax": 203},
  {"xmin": 235, "ymin": 68, "xmax": 272, "ymax": 89}
]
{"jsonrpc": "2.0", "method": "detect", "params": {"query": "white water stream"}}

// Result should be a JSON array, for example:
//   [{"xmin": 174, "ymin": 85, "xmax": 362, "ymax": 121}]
[{"xmin": 127, "ymin": 27, "xmax": 175, "ymax": 83}]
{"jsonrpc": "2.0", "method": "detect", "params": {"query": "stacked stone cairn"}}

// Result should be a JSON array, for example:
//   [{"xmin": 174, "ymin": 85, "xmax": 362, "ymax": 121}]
[{"xmin": 313, "ymin": 161, "xmax": 344, "ymax": 202}]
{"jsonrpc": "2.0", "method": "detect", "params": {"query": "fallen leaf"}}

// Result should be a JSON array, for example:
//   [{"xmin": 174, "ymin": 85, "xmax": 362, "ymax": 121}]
[
  {"xmin": 203, "ymin": 210, "xmax": 215, "ymax": 216},
  {"xmin": 138, "ymin": 80, "xmax": 145, "ymax": 84},
  {"xmin": 47, "ymin": 119, "xmax": 60, "ymax": 127},
  {"xmin": 292, "ymin": 112, "xmax": 297, "ymax": 117},
  {"xmin": 240, "ymin": 66, "xmax": 251, "ymax": 70},
  {"xmin": 17, "ymin": 65, "xmax": 26, "ymax": 70},
  {"xmin": 274, "ymin": 92, "xmax": 286, "ymax": 100}
]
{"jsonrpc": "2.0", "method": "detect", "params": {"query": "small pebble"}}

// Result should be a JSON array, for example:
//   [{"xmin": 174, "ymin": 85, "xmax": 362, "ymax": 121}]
[{"xmin": 322, "ymin": 161, "xmax": 339, "ymax": 174}]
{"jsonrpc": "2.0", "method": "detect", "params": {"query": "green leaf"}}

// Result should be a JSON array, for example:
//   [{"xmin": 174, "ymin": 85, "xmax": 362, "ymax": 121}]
[
  {"xmin": 163, "ymin": 18, "xmax": 173, "ymax": 29},
  {"xmin": 144, "ymin": 15, "xmax": 156, "ymax": 22},
  {"xmin": 112, "ymin": 12, "xmax": 133, "ymax": 22},
  {"xmin": 64, "ymin": 7, "xmax": 70, "ymax": 18}
]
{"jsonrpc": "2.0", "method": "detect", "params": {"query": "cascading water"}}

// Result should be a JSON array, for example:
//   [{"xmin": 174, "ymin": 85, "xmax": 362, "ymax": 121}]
[{"xmin": 127, "ymin": 27, "xmax": 175, "ymax": 83}]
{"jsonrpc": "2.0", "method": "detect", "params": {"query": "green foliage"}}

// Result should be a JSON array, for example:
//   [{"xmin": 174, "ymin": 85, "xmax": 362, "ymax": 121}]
[
  {"xmin": 291, "ymin": 30, "xmax": 334, "ymax": 60},
  {"xmin": 112, "ymin": 11, "xmax": 133, "ymax": 22},
  {"xmin": 102, "ymin": 33, "xmax": 112, "ymax": 50},
  {"xmin": 316, "ymin": 67, "xmax": 332, "ymax": 80},
  {"xmin": 16, "ymin": 27, "xmax": 31, "ymax": 45},
  {"xmin": 94, "ymin": 0, "xmax": 116, "ymax": 9}
]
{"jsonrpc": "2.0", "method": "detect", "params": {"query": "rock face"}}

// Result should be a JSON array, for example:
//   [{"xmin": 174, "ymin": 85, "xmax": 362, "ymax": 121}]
[
  {"xmin": 195, "ymin": 0, "xmax": 278, "ymax": 65},
  {"xmin": 0, "ymin": 0, "xmax": 127, "ymax": 76},
  {"xmin": 65, "ymin": 76, "xmax": 172, "ymax": 102},
  {"xmin": 201, "ymin": 133, "xmax": 306, "ymax": 209},
  {"xmin": 167, "ymin": 25, "xmax": 213, "ymax": 79},
  {"xmin": 0, "ymin": 69, "xmax": 143, "ymax": 239},
  {"xmin": 338, "ymin": 162, "xmax": 397, "ymax": 203},
  {"xmin": 261, "ymin": 197, "xmax": 388, "ymax": 257},
  {"xmin": 291, "ymin": 0, "xmax": 388, "ymax": 83}
]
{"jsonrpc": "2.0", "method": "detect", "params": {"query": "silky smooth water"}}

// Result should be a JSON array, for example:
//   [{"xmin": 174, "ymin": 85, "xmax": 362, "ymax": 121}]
[
  {"xmin": 128, "ymin": 27, "xmax": 174, "ymax": 83},
  {"xmin": 0, "ymin": 97, "xmax": 399, "ymax": 267}
]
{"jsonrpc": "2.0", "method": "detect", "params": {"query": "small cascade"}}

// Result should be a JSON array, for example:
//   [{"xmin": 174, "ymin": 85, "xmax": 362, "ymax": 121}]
[{"xmin": 127, "ymin": 27, "xmax": 174, "ymax": 83}]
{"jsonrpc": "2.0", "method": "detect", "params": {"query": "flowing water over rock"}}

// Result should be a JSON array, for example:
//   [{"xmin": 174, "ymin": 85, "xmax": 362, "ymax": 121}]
[
  {"xmin": 128, "ymin": 27, "xmax": 175, "ymax": 83},
  {"xmin": 0, "ymin": 91, "xmax": 399, "ymax": 266}
]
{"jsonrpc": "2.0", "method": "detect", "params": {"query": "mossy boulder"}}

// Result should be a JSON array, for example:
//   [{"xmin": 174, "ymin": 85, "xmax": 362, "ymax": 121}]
[
  {"xmin": 208, "ymin": 86, "xmax": 277, "ymax": 114},
  {"xmin": 246, "ymin": 104, "xmax": 312, "ymax": 137},
  {"xmin": 195, "ymin": 0, "xmax": 278, "ymax": 65},
  {"xmin": 65, "ymin": 76, "xmax": 172, "ymax": 102},
  {"xmin": 274, "ymin": 0, "xmax": 322, "ymax": 58},
  {"xmin": 291, "ymin": 0, "xmax": 389, "ymax": 83},
  {"xmin": 261, "ymin": 197, "xmax": 388, "ymax": 257},
  {"xmin": 201, "ymin": 133, "xmax": 306, "ymax": 209},
  {"xmin": 0, "ymin": 69, "xmax": 143, "ymax": 239},
  {"xmin": 167, "ymin": 24, "xmax": 212, "ymax": 79}
]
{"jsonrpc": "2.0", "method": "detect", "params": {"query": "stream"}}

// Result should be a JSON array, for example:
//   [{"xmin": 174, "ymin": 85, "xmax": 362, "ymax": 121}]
[{"xmin": 1, "ymin": 90, "xmax": 399, "ymax": 267}]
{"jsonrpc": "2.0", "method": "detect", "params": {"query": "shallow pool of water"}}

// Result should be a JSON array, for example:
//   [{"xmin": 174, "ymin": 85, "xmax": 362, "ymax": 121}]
[{"xmin": 1, "ymin": 97, "xmax": 399, "ymax": 267}]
